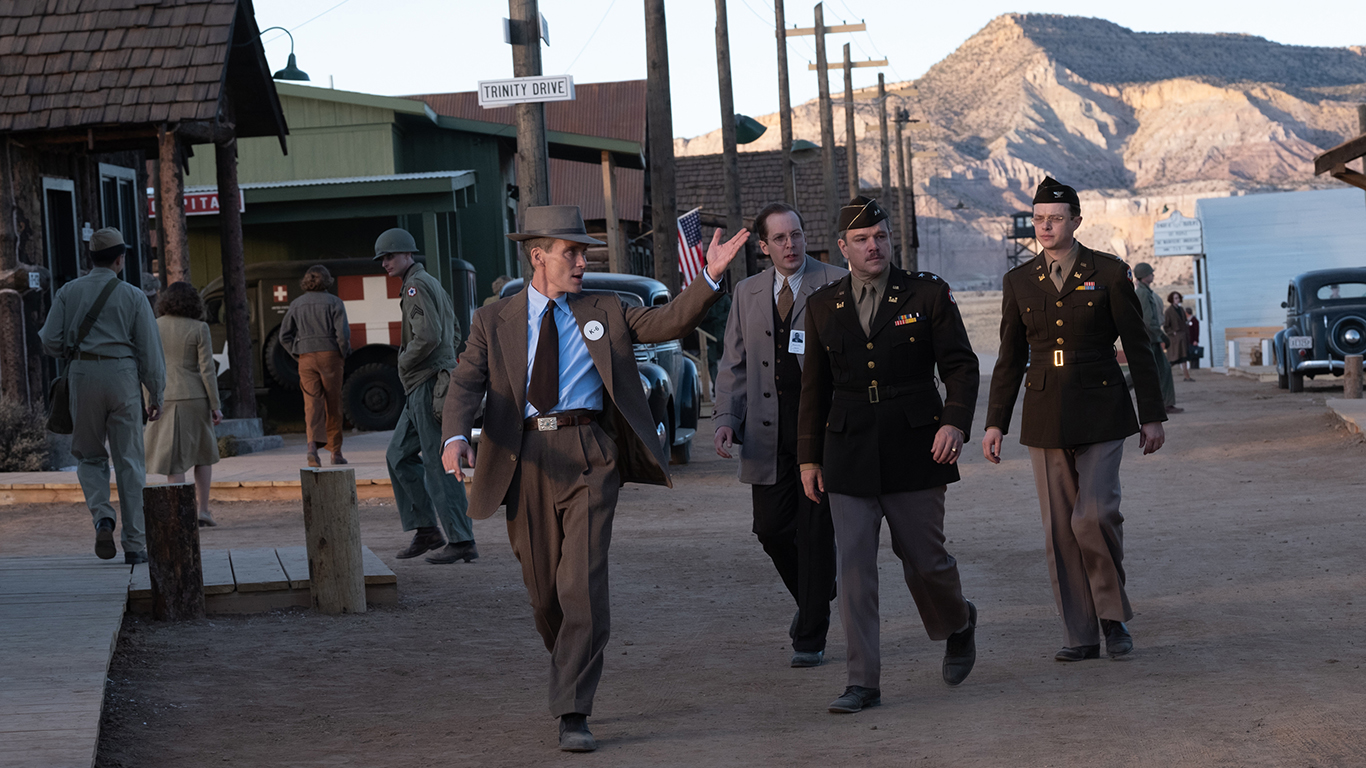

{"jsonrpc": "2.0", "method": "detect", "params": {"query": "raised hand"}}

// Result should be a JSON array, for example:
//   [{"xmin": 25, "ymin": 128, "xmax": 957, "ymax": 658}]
[{"xmin": 704, "ymin": 228, "xmax": 751, "ymax": 282}]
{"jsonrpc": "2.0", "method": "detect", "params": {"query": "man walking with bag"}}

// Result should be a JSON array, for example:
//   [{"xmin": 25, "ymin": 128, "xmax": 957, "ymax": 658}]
[{"xmin": 39, "ymin": 228, "xmax": 165, "ymax": 564}]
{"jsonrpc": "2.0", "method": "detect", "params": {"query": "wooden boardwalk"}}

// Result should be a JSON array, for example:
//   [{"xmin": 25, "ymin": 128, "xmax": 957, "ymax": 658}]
[{"xmin": 0, "ymin": 556, "xmax": 131, "ymax": 768}]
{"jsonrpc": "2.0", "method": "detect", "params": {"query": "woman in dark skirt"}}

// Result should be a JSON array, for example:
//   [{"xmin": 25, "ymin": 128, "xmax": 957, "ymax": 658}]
[{"xmin": 145, "ymin": 282, "xmax": 222, "ymax": 526}]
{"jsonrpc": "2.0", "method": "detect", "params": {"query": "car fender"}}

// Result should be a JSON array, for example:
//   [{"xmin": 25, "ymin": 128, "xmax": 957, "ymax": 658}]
[
  {"xmin": 638, "ymin": 360, "xmax": 672, "ymax": 429},
  {"xmin": 676, "ymin": 355, "xmax": 700, "ymax": 430}
]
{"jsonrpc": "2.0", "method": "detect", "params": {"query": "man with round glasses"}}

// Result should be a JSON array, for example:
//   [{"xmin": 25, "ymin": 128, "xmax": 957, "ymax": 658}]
[{"xmin": 714, "ymin": 202, "xmax": 847, "ymax": 668}]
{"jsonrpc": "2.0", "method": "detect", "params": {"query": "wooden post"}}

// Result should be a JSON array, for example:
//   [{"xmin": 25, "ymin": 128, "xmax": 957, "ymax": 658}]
[
  {"xmin": 0, "ymin": 141, "xmax": 26, "ymax": 403},
  {"xmin": 814, "ymin": 3, "xmax": 838, "ymax": 239},
  {"xmin": 894, "ymin": 115, "xmax": 908, "ymax": 269},
  {"xmin": 1346, "ymin": 354, "xmax": 1363, "ymax": 399},
  {"xmin": 509, "ymin": 0, "xmax": 549, "ymax": 236},
  {"xmin": 843, "ymin": 43, "xmax": 857, "ymax": 197},
  {"xmin": 1358, "ymin": 105, "xmax": 1366, "ymax": 206},
  {"xmin": 774, "ymin": 0, "xmax": 795, "ymax": 205},
  {"xmin": 157, "ymin": 126, "xmax": 190, "ymax": 284},
  {"xmin": 216, "ymin": 137, "xmax": 256, "ymax": 420},
  {"xmin": 877, "ymin": 74, "xmax": 890, "ymax": 199},
  {"xmin": 145, "ymin": 483, "xmax": 205, "ymax": 621},
  {"xmin": 601, "ymin": 151, "xmax": 625, "ymax": 274},
  {"xmin": 904, "ymin": 135, "xmax": 919, "ymax": 271},
  {"xmin": 645, "ymin": 0, "xmax": 680, "ymax": 294},
  {"xmin": 301, "ymin": 468, "xmax": 366, "ymax": 615},
  {"xmin": 715, "ymin": 0, "xmax": 745, "ymax": 285}
]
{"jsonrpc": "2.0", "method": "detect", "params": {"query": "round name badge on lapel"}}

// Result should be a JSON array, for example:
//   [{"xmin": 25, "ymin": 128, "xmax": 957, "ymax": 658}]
[{"xmin": 583, "ymin": 320, "xmax": 605, "ymax": 341}]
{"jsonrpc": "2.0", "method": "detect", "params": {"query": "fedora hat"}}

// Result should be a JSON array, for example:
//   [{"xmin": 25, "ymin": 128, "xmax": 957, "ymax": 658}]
[{"xmin": 507, "ymin": 205, "xmax": 605, "ymax": 246}]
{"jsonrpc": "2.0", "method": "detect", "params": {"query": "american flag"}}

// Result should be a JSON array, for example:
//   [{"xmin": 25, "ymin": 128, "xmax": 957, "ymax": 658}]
[{"xmin": 677, "ymin": 207, "xmax": 706, "ymax": 287}]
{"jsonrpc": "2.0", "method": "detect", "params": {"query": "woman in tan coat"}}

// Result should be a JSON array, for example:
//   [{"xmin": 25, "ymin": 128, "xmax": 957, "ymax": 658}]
[
  {"xmin": 145, "ymin": 281, "xmax": 223, "ymax": 526},
  {"xmin": 279, "ymin": 265, "xmax": 350, "ymax": 467},
  {"xmin": 1164, "ymin": 291, "xmax": 1193, "ymax": 382}
]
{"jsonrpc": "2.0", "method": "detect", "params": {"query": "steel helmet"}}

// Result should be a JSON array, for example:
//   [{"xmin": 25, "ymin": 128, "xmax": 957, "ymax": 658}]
[{"xmin": 373, "ymin": 228, "xmax": 420, "ymax": 260}]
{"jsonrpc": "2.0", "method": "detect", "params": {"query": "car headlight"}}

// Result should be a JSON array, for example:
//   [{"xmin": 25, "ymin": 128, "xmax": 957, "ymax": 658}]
[{"xmin": 640, "ymin": 373, "xmax": 651, "ymax": 396}]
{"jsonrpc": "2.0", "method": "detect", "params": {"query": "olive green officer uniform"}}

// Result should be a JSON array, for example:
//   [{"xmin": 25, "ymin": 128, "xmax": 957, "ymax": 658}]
[
  {"xmin": 1135, "ymin": 273, "xmax": 1176, "ymax": 409},
  {"xmin": 986, "ymin": 238, "xmax": 1167, "ymax": 649},
  {"xmin": 798, "ymin": 262, "xmax": 979, "ymax": 691},
  {"xmin": 385, "ymin": 256, "xmax": 474, "ymax": 548},
  {"xmin": 39, "ymin": 248, "xmax": 165, "ymax": 557}
]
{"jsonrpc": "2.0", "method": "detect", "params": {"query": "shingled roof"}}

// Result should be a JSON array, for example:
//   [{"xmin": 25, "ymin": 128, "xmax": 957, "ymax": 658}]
[{"xmin": 0, "ymin": 0, "xmax": 286, "ymax": 144}]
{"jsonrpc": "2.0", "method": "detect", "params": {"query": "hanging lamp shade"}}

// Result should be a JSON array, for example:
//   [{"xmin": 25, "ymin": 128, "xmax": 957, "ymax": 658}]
[
  {"xmin": 735, "ymin": 114, "xmax": 767, "ymax": 144},
  {"xmin": 273, "ymin": 52, "xmax": 310, "ymax": 81},
  {"xmin": 790, "ymin": 139, "xmax": 821, "ymax": 164}
]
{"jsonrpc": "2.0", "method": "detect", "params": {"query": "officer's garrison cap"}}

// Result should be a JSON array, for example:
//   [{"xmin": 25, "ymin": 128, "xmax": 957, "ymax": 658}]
[{"xmin": 837, "ymin": 196, "xmax": 890, "ymax": 232}]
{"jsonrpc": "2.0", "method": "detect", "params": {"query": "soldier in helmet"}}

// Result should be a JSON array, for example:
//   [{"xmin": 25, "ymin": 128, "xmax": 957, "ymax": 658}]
[{"xmin": 375, "ymin": 228, "xmax": 476, "ymax": 564}]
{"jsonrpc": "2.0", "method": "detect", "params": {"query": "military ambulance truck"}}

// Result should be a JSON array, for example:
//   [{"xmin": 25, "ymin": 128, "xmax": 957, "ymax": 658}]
[{"xmin": 200, "ymin": 257, "xmax": 477, "ymax": 431}]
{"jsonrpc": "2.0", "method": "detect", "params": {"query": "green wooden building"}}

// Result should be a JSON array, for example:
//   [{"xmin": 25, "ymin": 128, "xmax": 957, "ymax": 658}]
[{"xmin": 180, "ymin": 82, "xmax": 643, "ymax": 301}]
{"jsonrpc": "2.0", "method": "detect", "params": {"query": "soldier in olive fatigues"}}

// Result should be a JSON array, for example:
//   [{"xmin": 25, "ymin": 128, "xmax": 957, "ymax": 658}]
[
  {"xmin": 375, "ymin": 228, "xmax": 476, "ymax": 564},
  {"xmin": 983, "ymin": 178, "xmax": 1167, "ymax": 662},
  {"xmin": 39, "ymin": 228, "xmax": 165, "ymax": 564},
  {"xmin": 1133, "ymin": 262, "xmax": 1178, "ymax": 411}
]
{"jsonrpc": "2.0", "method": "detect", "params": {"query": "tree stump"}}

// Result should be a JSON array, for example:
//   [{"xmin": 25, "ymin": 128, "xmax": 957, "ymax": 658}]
[
  {"xmin": 1346, "ymin": 354, "xmax": 1363, "ymax": 399},
  {"xmin": 300, "ymin": 468, "xmax": 366, "ymax": 615},
  {"xmin": 145, "ymin": 482, "xmax": 205, "ymax": 621}
]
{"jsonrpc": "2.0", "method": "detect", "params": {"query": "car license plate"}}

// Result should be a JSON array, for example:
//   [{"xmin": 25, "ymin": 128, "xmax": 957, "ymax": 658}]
[{"xmin": 1288, "ymin": 336, "xmax": 1313, "ymax": 349}]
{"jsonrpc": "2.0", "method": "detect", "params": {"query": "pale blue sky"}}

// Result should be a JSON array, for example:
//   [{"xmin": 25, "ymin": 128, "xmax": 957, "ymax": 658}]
[{"xmin": 254, "ymin": 0, "xmax": 1364, "ymax": 139}]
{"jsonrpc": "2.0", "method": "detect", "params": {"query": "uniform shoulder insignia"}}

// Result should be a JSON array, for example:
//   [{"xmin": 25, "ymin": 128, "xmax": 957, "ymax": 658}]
[
  {"xmin": 811, "ymin": 279, "xmax": 842, "ymax": 295},
  {"xmin": 913, "ymin": 271, "xmax": 943, "ymax": 282},
  {"xmin": 1005, "ymin": 259, "xmax": 1035, "ymax": 274}
]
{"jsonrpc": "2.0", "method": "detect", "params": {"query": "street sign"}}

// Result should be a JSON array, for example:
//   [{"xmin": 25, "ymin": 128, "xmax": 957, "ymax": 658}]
[
  {"xmin": 1153, "ymin": 211, "xmax": 1203, "ymax": 256},
  {"xmin": 145, "ymin": 189, "xmax": 244, "ymax": 218},
  {"xmin": 477, "ymin": 75, "xmax": 575, "ymax": 108}
]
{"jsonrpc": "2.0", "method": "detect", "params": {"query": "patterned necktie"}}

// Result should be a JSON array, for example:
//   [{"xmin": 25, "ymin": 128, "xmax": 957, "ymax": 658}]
[
  {"xmin": 528, "ymin": 302, "xmax": 560, "ymax": 414},
  {"xmin": 776, "ymin": 276, "xmax": 793, "ymax": 321},
  {"xmin": 859, "ymin": 284, "xmax": 876, "ymax": 336},
  {"xmin": 1051, "ymin": 260, "xmax": 1065, "ymax": 291}
]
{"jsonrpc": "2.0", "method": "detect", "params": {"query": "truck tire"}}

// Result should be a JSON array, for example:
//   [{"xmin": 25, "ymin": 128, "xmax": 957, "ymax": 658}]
[
  {"xmin": 343, "ymin": 362, "xmax": 405, "ymax": 431},
  {"xmin": 264, "ymin": 330, "xmax": 300, "ymax": 390}
]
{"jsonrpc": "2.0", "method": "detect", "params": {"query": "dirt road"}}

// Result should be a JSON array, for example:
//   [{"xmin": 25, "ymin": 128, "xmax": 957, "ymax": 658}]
[{"xmin": 4, "ymin": 369, "xmax": 1364, "ymax": 767}]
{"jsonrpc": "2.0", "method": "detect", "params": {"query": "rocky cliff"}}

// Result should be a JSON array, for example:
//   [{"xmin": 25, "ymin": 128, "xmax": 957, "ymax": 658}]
[{"xmin": 676, "ymin": 14, "xmax": 1366, "ymax": 287}]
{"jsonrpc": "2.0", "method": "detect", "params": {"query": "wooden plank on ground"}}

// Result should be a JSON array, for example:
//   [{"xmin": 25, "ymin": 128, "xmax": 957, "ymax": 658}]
[
  {"xmin": 201, "ymin": 549, "xmax": 234, "ymax": 595},
  {"xmin": 361, "ymin": 546, "xmax": 397, "ymax": 585},
  {"xmin": 275, "ymin": 546, "xmax": 310, "ymax": 589},
  {"xmin": 228, "ymin": 548, "xmax": 290, "ymax": 592}
]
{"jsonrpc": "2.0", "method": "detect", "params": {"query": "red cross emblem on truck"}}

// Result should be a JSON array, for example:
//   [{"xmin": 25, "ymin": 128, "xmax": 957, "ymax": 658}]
[{"xmin": 272, "ymin": 284, "xmax": 288, "ymax": 303}]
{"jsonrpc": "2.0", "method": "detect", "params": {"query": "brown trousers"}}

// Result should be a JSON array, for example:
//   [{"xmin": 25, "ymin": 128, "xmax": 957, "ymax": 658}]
[
  {"xmin": 505, "ymin": 417, "xmax": 619, "ymax": 718},
  {"xmin": 828, "ymin": 487, "xmax": 969, "ymax": 690},
  {"xmin": 298, "ymin": 351, "xmax": 344, "ymax": 451},
  {"xmin": 1029, "ymin": 439, "xmax": 1133, "ymax": 647}
]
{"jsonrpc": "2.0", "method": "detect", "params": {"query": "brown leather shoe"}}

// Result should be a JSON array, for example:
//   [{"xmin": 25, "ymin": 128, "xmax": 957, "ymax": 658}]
[
  {"xmin": 396, "ymin": 527, "xmax": 446, "ymax": 559},
  {"xmin": 306, "ymin": 451, "xmax": 321, "ymax": 468},
  {"xmin": 425, "ymin": 540, "xmax": 479, "ymax": 564},
  {"xmin": 558, "ymin": 714, "xmax": 596, "ymax": 752},
  {"xmin": 330, "ymin": 451, "xmax": 347, "ymax": 465}
]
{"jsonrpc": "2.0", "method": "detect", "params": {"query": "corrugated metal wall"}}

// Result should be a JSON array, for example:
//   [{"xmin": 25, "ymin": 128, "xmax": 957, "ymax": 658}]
[{"xmin": 1197, "ymin": 188, "xmax": 1366, "ymax": 367}]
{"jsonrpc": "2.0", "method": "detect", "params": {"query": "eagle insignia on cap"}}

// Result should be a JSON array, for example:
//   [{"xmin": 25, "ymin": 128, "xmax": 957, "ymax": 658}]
[{"xmin": 1053, "ymin": 191, "xmax": 1063, "ymax": 198}]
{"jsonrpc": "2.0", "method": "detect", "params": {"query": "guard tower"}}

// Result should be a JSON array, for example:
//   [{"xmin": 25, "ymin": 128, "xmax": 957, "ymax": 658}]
[{"xmin": 1006, "ymin": 211, "xmax": 1038, "ymax": 267}]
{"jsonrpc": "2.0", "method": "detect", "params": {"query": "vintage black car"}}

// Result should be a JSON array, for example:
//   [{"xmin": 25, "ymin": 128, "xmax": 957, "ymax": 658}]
[
  {"xmin": 500, "ymin": 273, "xmax": 701, "ymax": 464},
  {"xmin": 1273, "ymin": 268, "xmax": 1366, "ymax": 392}
]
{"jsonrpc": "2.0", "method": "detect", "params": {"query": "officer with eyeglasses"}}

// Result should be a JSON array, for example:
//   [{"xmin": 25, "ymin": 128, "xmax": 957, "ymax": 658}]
[{"xmin": 981, "ymin": 177, "xmax": 1167, "ymax": 662}]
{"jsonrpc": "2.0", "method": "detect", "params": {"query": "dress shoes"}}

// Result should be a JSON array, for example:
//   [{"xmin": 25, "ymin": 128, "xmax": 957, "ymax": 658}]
[
  {"xmin": 95, "ymin": 519, "xmax": 116, "ymax": 560},
  {"xmin": 1165, "ymin": 405, "xmax": 1185, "ymax": 414},
  {"xmin": 330, "ymin": 451, "xmax": 347, "ymax": 465},
  {"xmin": 942, "ymin": 600, "xmax": 977, "ymax": 686},
  {"xmin": 558, "ymin": 713, "xmax": 597, "ymax": 752},
  {"xmin": 790, "ymin": 650, "xmax": 824, "ymax": 668},
  {"xmin": 395, "ymin": 527, "xmax": 446, "ymax": 559},
  {"xmin": 789, "ymin": 610, "xmax": 800, "ymax": 641},
  {"xmin": 425, "ymin": 540, "xmax": 479, "ymax": 564},
  {"xmin": 124, "ymin": 550, "xmax": 147, "ymax": 565},
  {"xmin": 1101, "ymin": 619, "xmax": 1133, "ymax": 658},
  {"xmin": 1054, "ymin": 644, "xmax": 1101, "ymax": 662},
  {"xmin": 828, "ymin": 686, "xmax": 881, "ymax": 714},
  {"xmin": 306, "ymin": 450, "xmax": 322, "ymax": 468}
]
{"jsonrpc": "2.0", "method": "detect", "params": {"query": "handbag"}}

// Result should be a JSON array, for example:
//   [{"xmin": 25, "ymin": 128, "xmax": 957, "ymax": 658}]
[
  {"xmin": 1189, "ymin": 344, "xmax": 1204, "ymax": 360},
  {"xmin": 46, "ymin": 277, "xmax": 121, "ymax": 435}
]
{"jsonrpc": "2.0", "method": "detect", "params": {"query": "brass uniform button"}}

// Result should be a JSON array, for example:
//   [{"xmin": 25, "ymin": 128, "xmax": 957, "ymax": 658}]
[
  {"xmin": 1026, "ymin": 307, "xmax": 1032, "ymax": 312},
  {"xmin": 1056, "ymin": 301, "xmax": 1063, "ymax": 307},
  {"xmin": 1056, "ymin": 319, "xmax": 1064, "ymax": 326},
  {"xmin": 867, "ymin": 361, "xmax": 875, "ymax": 369},
  {"xmin": 1088, "ymin": 301, "xmax": 1093, "ymax": 306},
  {"xmin": 1056, "ymin": 337, "xmax": 1064, "ymax": 345},
  {"xmin": 909, "ymin": 336, "xmax": 915, "ymax": 342},
  {"xmin": 1102, "ymin": 380, "xmax": 1108, "ymax": 385},
  {"xmin": 866, "ymin": 342, "xmax": 874, "ymax": 349}
]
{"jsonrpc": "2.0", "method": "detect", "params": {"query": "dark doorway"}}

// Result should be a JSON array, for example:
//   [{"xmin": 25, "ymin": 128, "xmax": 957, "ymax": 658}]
[{"xmin": 42, "ymin": 178, "xmax": 79, "ymax": 293}]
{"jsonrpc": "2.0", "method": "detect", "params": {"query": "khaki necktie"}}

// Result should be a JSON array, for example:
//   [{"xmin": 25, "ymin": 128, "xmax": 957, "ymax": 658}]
[
  {"xmin": 527, "ymin": 303, "xmax": 560, "ymax": 414},
  {"xmin": 776, "ymin": 276, "xmax": 793, "ymax": 321},
  {"xmin": 859, "ymin": 284, "xmax": 877, "ymax": 336},
  {"xmin": 1051, "ymin": 260, "xmax": 1065, "ymax": 291}
]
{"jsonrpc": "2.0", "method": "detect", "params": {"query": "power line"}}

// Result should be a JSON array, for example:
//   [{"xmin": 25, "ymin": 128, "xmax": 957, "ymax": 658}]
[
  {"xmin": 564, "ymin": 0, "xmax": 618, "ymax": 72},
  {"xmin": 263, "ymin": 0, "xmax": 358, "ymax": 45}
]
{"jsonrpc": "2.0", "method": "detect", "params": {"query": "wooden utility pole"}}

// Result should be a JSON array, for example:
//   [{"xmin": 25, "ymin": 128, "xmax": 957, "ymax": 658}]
[
  {"xmin": 0, "ymin": 141, "xmax": 26, "ymax": 403},
  {"xmin": 877, "ymin": 73, "xmax": 890, "ymax": 199},
  {"xmin": 904, "ymin": 134, "xmax": 920, "ymax": 271},
  {"xmin": 601, "ymin": 151, "xmax": 625, "ymax": 274},
  {"xmin": 774, "ymin": 0, "xmax": 795, "ymax": 205},
  {"xmin": 813, "ymin": 4, "xmax": 838, "ymax": 237},
  {"xmin": 842, "ymin": 44, "xmax": 858, "ymax": 196},
  {"xmin": 645, "ymin": 0, "xmax": 679, "ymax": 294},
  {"xmin": 510, "ymin": 0, "xmax": 550, "ymax": 234},
  {"xmin": 144, "ymin": 483, "xmax": 206, "ymax": 621},
  {"xmin": 216, "ymin": 137, "xmax": 256, "ymax": 419},
  {"xmin": 715, "ymin": 0, "xmax": 745, "ymax": 285},
  {"xmin": 1359, "ymin": 104, "xmax": 1366, "ymax": 205},
  {"xmin": 301, "ymin": 468, "xmax": 367, "ymax": 615},
  {"xmin": 156, "ymin": 126, "xmax": 190, "ymax": 284}
]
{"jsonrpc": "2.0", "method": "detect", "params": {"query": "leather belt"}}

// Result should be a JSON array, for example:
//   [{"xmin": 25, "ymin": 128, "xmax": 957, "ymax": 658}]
[
  {"xmin": 76, "ymin": 352, "xmax": 128, "ymax": 361},
  {"xmin": 523, "ymin": 411, "xmax": 598, "ymax": 431},
  {"xmin": 833, "ymin": 380, "xmax": 936, "ymax": 404},
  {"xmin": 1032, "ymin": 348, "xmax": 1116, "ymax": 368}
]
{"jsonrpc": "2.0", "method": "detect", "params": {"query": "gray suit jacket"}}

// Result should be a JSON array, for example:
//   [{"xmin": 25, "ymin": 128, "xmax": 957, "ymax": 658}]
[
  {"xmin": 441, "ymin": 275, "xmax": 723, "ymax": 520},
  {"xmin": 712, "ymin": 256, "xmax": 847, "ymax": 485}
]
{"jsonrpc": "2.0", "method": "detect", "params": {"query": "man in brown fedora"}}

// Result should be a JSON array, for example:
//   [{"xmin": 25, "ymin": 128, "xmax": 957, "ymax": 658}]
[{"xmin": 441, "ymin": 205, "xmax": 748, "ymax": 752}]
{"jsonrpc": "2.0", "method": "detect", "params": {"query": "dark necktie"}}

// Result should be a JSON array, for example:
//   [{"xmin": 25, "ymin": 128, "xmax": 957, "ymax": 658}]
[
  {"xmin": 776, "ymin": 276, "xmax": 793, "ymax": 321},
  {"xmin": 528, "ymin": 303, "xmax": 560, "ymax": 414}
]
